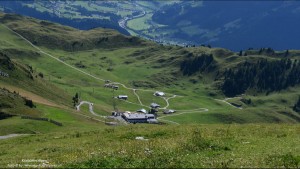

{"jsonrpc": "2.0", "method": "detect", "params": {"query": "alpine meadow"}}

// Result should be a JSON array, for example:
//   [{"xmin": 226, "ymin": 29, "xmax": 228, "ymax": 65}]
[{"xmin": 0, "ymin": 1, "xmax": 300, "ymax": 168}]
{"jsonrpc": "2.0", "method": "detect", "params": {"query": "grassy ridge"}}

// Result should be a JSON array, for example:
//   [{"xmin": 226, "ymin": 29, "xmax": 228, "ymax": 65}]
[{"xmin": 0, "ymin": 13, "xmax": 147, "ymax": 51}]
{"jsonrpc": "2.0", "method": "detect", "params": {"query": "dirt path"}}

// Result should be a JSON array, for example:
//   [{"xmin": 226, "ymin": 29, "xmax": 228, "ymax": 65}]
[
  {"xmin": 0, "ymin": 134, "xmax": 30, "ymax": 140},
  {"xmin": 70, "ymin": 110, "xmax": 106, "ymax": 123},
  {"xmin": 76, "ymin": 101, "xmax": 106, "ymax": 118},
  {"xmin": 158, "ymin": 118, "xmax": 180, "ymax": 125},
  {"xmin": 157, "ymin": 108, "xmax": 208, "ymax": 125},
  {"xmin": 161, "ymin": 95, "xmax": 177, "ymax": 109},
  {"xmin": 133, "ymin": 89, "xmax": 146, "ymax": 107},
  {"xmin": 214, "ymin": 97, "xmax": 243, "ymax": 109}
]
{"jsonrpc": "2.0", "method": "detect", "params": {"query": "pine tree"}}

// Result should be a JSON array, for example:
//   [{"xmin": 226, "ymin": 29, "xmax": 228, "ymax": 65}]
[
  {"xmin": 25, "ymin": 99, "xmax": 35, "ymax": 108},
  {"xmin": 72, "ymin": 92, "xmax": 79, "ymax": 107}
]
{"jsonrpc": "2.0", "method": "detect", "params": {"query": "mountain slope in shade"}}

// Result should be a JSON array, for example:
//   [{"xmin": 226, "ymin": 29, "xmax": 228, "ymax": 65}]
[{"xmin": 152, "ymin": 1, "xmax": 300, "ymax": 51}]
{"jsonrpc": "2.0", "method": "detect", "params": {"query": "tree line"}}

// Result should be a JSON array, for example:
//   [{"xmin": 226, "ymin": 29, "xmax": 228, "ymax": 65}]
[
  {"xmin": 180, "ymin": 54, "xmax": 214, "ymax": 75},
  {"xmin": 221, "ymin": 58, "xmax": 300, "ymax": 97}
]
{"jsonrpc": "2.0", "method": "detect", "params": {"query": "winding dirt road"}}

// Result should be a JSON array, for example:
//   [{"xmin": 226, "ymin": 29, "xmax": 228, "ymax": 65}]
[
  {"xmin": 214, "ymin": 97, "xmax": 243, "ymax": 109},
  {"xmin": 157, "ymin": 108, "xmax": 209, "ymax": 125},
  {"xmin": 76, "ymin": 101, "xmax": 106, "ymax": 118}
]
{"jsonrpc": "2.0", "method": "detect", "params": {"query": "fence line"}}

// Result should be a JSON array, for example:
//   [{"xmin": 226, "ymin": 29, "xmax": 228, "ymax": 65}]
[{"xmin": 21, "ymin": 116, "xmax": 63, "ymax": 126}]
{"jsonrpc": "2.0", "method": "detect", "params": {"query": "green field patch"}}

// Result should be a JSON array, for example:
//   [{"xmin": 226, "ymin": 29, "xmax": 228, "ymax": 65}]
[{"xmin": 127, "ymin": 13, "xmax": 153, "ymax": 31}]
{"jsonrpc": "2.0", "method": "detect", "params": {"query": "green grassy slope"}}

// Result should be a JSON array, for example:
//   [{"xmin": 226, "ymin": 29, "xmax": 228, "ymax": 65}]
[
  {"xmin": 0, "ymin": 50, "xmax": 107, "ymax": 136},
  {"xmin": 1, "ymin": 12, "xmax": 300, "ymax": 124},
  {"xmin": 0, "ymin": 12, "xmax": 299, "ymax": 168},
  {"xmin": 0, "ymin": 124, "xmax": 299, "ymax": 168},
  {"xmin": 0, "ymin": 49, "xmax": 70, "ymax": 107},
  {"xmin": 0, "ymin": 88, "xmax": 41, "ymax": 117},
  {"xmin": 0, "ymin": 13, "xmax": 148, "ymax": 51}
]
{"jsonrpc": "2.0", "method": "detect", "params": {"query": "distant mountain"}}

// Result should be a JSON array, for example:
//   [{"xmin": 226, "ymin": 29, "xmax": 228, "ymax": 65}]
[{"xmin": 152, "ymin": 1, "xmax": 300, "ymax": 51}]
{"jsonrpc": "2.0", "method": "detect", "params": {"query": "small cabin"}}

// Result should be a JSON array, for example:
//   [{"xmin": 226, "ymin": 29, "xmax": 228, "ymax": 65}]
[
  {"xmin": 154, "ymin": 91, "xmax": 165, "ymax": 96},
  {"xmin": 163, "ymin": 109, "xmax": 176, "ymax": 114},
  {"xmin": 150, "ymin": 103, "xmax": 160, "ymax": 109},
  {"xmin": 117, "ymin": 95, "xmax": 128, "ymax": 100},
  {"xmin": 112, "ymin": 85, "xmax": 119, "ymax": 90}
]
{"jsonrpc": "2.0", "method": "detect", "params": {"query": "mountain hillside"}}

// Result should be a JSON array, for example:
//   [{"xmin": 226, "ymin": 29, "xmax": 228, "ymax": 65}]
[
  {"xmin": 0, "ymin": 50, "xmax": 70, "ymax": 106},
  {"xmin": 0, "ymin": 13, "xmax": 147, "ymax": 51},
  {"xmin": 0, "ymin": 12, "xmax": 300, "ymax": 168},
  {"xmin": 152, "ymin": 1, "xmax": 300, "ymax": 50},
  {"xmin": 0, "ymin": 12, "xmax": 300, "ymax": 125}
]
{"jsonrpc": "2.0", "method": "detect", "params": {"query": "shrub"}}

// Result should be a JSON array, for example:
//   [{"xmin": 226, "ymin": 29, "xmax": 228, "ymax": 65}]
[
  {"xmin": 24, "ymin": 99, "xmax": 35, "ymax": 108},
  {"xmin": 267, "ymin": 153, "xmax": 300, "ymax": 168},
  {"xmin": 38, "ymin": 72, "xmax": 44, "ymax": 78}
]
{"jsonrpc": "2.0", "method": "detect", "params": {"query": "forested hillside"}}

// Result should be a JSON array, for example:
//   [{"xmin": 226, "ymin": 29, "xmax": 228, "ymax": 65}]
[{"xmin": 221, "ymin": 58, "xmax": 300, "ymax": 97}]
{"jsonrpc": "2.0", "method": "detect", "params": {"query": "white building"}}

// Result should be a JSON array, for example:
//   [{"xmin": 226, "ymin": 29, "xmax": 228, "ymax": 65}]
[
  {"xmin": 154, "ymin": 91, "xmax": 165, "ymax": 96},
  {"xmin": 117, "ymin": 95, "xmax": 128, "ymax": 100},
  {"xmin": 122, "ymin": 112, "xmax": 157, "ymax": 123}
]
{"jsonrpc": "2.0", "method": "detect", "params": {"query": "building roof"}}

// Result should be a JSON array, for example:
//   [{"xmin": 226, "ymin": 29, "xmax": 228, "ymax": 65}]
[
  {"xmin": 137, "ymin": 109, "xmax": 147, "ymax": 114},
  {"xmin": 163, "ymin": 109, "xmax": 176, "ymax": 114},
  {"xmin": 150, "ymin": 103, "xmax": 160, "ymax": 108},
  {"xmin": 123, "ymin": 113, "xmax": 155, "ymax": 120},
  {"xmin": 118, "ymin": 95, "xmax": 128, "ymax": 98},
  {"xmin": 154, "ymin": 91, "xmax": 165, "ymax": 96}
]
